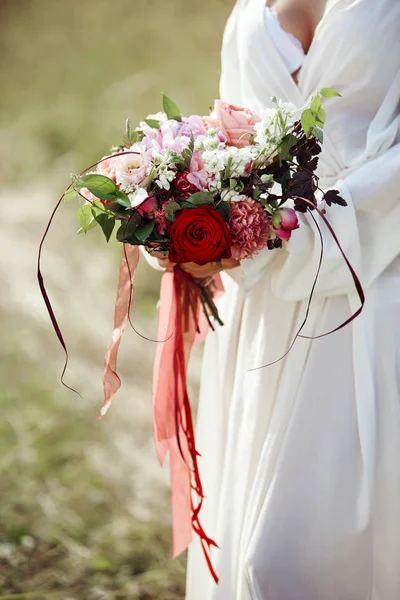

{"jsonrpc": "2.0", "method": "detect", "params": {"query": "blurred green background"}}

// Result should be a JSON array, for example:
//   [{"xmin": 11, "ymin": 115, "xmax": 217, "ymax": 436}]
[{"xmin": 0, "ymin": 1, "xmax": 232, "ymax": 598}]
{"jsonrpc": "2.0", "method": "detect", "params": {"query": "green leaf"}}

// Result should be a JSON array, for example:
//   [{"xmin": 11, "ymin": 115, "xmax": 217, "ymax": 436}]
[
  {"xmin": 278, "ymin": 133, "xmax": 298, "ymax": 161},
  {"xmin": 135, "ymin": 220, "xmax": 155, "ymax": 243},
  {"xmin": 144, "ymin": 119, "xmax": 161, "ymax": 129},
  {"xmin": 229, "ymin": 178, "xmax": 238, "ymax": 190},
  {"xmin": 116, "ymin": 215, "xmax": 141, "ymax": 243},
  {"xmin": 272, "ymin": 211, "xmax": 282, "ymax": 228},
  {"xmin": 105, "ymin": 201, "xmax": 126, "ymax": 214},
  {"xmin": 94, "ymin": 213, "xmax": 115, "ymax": 242},
  {"xmin": 115, "ymin": 189, "xmax": 131, "ymax": 208},
  {"xmin": 215, "ymin": 202, "xmax": 231, "ymax": 221},
  {"xmin": 281, "ymin": 170, "xmax": 291, "ymax": 194},
  {"xmin": 77, "ymin": 204, "xmax": 94, "ymax": 233},
  {"xmin": 310, "ymin": 95, "xmax": 322, "ymax": 115},
  {"xmin": 320, "ymin": 87, "xmax": 342, "ymax": 98},
  {"xmin": 164, "ymin": 200, "xmax": 182, "ymax": 222},
  {"xmin": 300, "ymin": 108, "xmax": 316, "ymax": 138},
  {"xmin": 185, "ymin": 192, "xmax": 214, "ymax": 206},
  {"xmin": 316, "ymin": 107, "xmax": 326, "ymax": 127},
  {"xmin": 235, "ymin": 180, "xmax": 245, "ymax": 193},
  {"xmin": 162, "ymin": 93, "xmax": 182, "ymax": 122},
  {"xmin": 76, "ymin": 174, "xmax": 119, "ymax": 200},
  {"xmin": 180, "ymin": 134, "xmax": 195, "ymax": 170},
  {"xmin": 77, "ymin": 218, "xmax": 98, "ymax": 235},
  {"xmin": 90, "ymin": 199, "xmax": 106, "ymax": 216},
  {"xmin": 312, "ymin": 126, "xmax": 324, "ymax": 143},
  {"xmin": 63, "ymin": 188, "xmax": 77, "ymax": 203}
]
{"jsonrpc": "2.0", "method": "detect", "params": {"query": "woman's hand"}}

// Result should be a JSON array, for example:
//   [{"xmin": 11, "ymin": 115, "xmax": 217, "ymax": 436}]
[
  {"xmin": 145, "ymin": 246, "xmax": 240, "ymax": 279},
  {"xmin": 180, "ymin": 258, "xmax": 241, "ymax": 282}
]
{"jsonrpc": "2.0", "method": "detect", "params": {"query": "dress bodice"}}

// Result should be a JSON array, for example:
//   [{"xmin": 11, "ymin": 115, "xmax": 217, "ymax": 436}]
[
  {"xmin": 220, "ymin": 0, "xmax": 400, "ymax": 178},
  {"xmin": 263, "ymin": 5, "xmax": 305, "ymax": 75}
]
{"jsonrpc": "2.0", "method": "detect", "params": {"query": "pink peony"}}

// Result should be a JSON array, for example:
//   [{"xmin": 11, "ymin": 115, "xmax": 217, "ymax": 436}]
[
  {"xmin": 273, "ymin": 208, "xmax": 299, "ymax": 241},
  {"xmin": 182, "ymin": 114, "xmax": 207, "ymax": 138},
  {"xmin": 203, "ymin": 100, "xmax": 260, "ymax": 148},
  {"xmin": 228, "ymin": 199, "xmax": 270, "ymax": 259},
  {"xmin": 143, "ymin": 118, "xmax": 206, "ymax": 156}
]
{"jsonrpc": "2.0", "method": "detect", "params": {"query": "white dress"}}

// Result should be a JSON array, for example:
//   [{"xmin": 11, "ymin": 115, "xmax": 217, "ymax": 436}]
[{"xmin": 185, "ymin": 0, "xmax": 400, "ymax": 599}]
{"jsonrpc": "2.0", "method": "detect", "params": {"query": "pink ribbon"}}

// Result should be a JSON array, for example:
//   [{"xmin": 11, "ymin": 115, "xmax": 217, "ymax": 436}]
[
  {"xmin": 153, "ymin": 267, "xmax": 223, "ymax": 583},
  {"xmin": 99, "ymin": 243, "xmax": 140, "ymax": 418}
]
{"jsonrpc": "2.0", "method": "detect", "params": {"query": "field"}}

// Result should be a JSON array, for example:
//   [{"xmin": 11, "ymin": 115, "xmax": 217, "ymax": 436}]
[{"xmin": 0, "ymin": 1, "xmax": 232, "ymax": 598}]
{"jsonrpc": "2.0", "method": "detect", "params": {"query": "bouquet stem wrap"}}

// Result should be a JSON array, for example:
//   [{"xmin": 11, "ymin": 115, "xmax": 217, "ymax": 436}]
[{"xmin": 153, "ymin": 266, "xmax": 223, "ymax": 583}]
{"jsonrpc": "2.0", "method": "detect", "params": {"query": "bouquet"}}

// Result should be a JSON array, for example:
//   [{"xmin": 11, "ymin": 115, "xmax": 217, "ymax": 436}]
[{"xmin": 38, "ymin": 90, "xmax": 363, "ymax": 582}]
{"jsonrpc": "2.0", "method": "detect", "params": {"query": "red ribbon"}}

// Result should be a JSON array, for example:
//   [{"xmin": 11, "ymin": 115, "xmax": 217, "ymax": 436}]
[{"xmin": 152, "ymin": 266, "xmax": 223, "ymax": 583}]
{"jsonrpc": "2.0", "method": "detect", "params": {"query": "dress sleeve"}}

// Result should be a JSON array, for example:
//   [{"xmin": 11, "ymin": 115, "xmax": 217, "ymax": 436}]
[
  {"xmin": 226, "ymin": 142, "xmax": 400, "ymax": 298},
  {"xmin": 140, "ymin": 246, "xmax": 165, "ymax": 272}
]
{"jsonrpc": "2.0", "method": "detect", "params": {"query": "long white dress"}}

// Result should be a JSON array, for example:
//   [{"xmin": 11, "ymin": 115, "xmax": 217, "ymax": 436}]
[{"xmin": 185, "ymin": 0, "xmax": 400, "ymax": 599}]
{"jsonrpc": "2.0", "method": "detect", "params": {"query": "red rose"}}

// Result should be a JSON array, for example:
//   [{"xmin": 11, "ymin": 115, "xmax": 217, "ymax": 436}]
[
  {"xmin": 169, "ymin": 205, "xmax": 232, "ymax": 265},
  {"xmin": 173, "ymin": 171, "xmax": 199, "ymax": 198}
]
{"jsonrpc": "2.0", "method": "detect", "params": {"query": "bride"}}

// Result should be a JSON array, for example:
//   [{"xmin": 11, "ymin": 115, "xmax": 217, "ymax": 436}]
[{"xmin": 149, "ymin": 0, "xmax": 400, "ymax": 598}]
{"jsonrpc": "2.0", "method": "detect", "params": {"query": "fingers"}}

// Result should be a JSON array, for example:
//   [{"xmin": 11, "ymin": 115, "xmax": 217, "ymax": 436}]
[
  {"xmin": 221, "ymin": 258, "xmax": 241, "ymax": 270},
  {"xmin": 158, "ymin": 257, "xmax": 176, "ymax": 269},
  {"xmin": 180, "ymin": 262, "xmax": 220, "ymax": 279}
]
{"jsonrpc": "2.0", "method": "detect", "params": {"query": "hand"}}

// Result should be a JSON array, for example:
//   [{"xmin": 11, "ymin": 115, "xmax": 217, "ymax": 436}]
[
  {"xmin": 145, "ymin": 247, "xmax": 176, "ymax": 270},
  {"xmin": 180, "ymin": 258, "xmax": 241, "ymax": 284}
]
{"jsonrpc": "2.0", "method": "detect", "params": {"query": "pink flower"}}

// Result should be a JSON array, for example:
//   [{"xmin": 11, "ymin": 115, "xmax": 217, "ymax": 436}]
[
  {"xmin": 182, "ymin": 114, "xmax": 207, "ymax": 138},
  {"xmin": 228, "ymin": 199, "xmax": 270, "ymax": 259},
  {"xmin": 273, "ymin": 208, "xmax": 299, "ymax": 241},
  {"xmin": 155, "ymin": 197, "xmax": 174, "ymax": 236},
  {"xmin": 143, "ymin": 117, "xmax": 206, "ymax": 156},
  {"xmin": 115, "ymin": 143, "xmax": 150, "ymax": 188},
  {"xmin": 97, "ymin": 155, "xmax": 117, "ymax": 182},
  {"xmin": 80, "ymin": 186, "xmax": 95, "ymax": 204},
  {"xmin": 136, "ymin": 195, "xmax": 158, "ymax": 217},
  {"xmin": 187, "ymin": 151, "xmax": 209, "ymax": 190},
  {"xmin": 203, "ymin": 101, "xmax": 260, "ymax": 148}
]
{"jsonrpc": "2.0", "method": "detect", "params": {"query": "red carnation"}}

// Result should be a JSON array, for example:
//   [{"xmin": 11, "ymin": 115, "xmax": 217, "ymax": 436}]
[
  {"xmin": 173, "ymin": 171, "xmax": 199, "ymax": 198},
  {"xmin": 169, "ymin": 205, "xmax": 232, "ymax": 265}
]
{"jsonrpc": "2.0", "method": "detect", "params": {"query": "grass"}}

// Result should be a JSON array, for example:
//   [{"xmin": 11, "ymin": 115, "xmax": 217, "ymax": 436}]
[{"xmin": 0, "ymin": 0, "xmax": 231, "ymax": 597}]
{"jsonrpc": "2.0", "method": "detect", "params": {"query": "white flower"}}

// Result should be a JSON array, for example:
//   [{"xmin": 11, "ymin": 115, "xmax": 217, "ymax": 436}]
[
  {"xmin": 254, "ymin": 103, "xmax": 296, "ymax": 151},
  {"xmin": 156, "ymin": 169, "xmax": 176, "ymax": 190},
  {"xmin": 202, "ymin": 149, "xmax": 227, "ymax": 174},
  {"xmin": 220, "ymin": 189, "xmax": 246, "ymax": 203},
  {"xmin": 129, "ymin": 187, "xmax": 149, "ymax": 208},
  {"xmin": 195, "ymin": 129, "xmax": 226, "ymax": 152}
]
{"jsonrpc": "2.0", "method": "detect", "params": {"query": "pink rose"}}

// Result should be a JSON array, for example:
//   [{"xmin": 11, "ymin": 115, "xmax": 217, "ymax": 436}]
[
  {"xmin": 203, "ymin": 100, "xmax": 260, "ymax": 148},
  {"xmin": 273, "ymin": 208, "xmax": 299, "ymax": 241}
]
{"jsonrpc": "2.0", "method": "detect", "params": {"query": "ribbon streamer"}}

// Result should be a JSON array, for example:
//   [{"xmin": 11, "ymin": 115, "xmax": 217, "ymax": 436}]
[
  {"xmin": 152, "ymin": 266, "xmax": 223, "ymax": 583},
  {"xmin": 99, "ymin": 243, "xmax": 140, "ymax": 418}
]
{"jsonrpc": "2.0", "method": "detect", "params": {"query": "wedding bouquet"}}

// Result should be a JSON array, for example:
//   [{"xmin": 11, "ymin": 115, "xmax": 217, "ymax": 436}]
[
  {"xmin": 39, "ymin": 89, "xmax": 362, "ymax": 582},
  {"xmin": 68, "ymin": 90, "xmax": 345, "ymax": 267}
]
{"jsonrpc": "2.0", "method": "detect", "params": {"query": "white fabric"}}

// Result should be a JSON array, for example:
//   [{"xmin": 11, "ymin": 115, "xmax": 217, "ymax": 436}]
[
  {"xmin": 264, "ymin": 5, "xmax": 305, "ymax": 75},
  {"xmin": 185, "ymin": 0, "xmax": 400, "ymax": 599}
]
